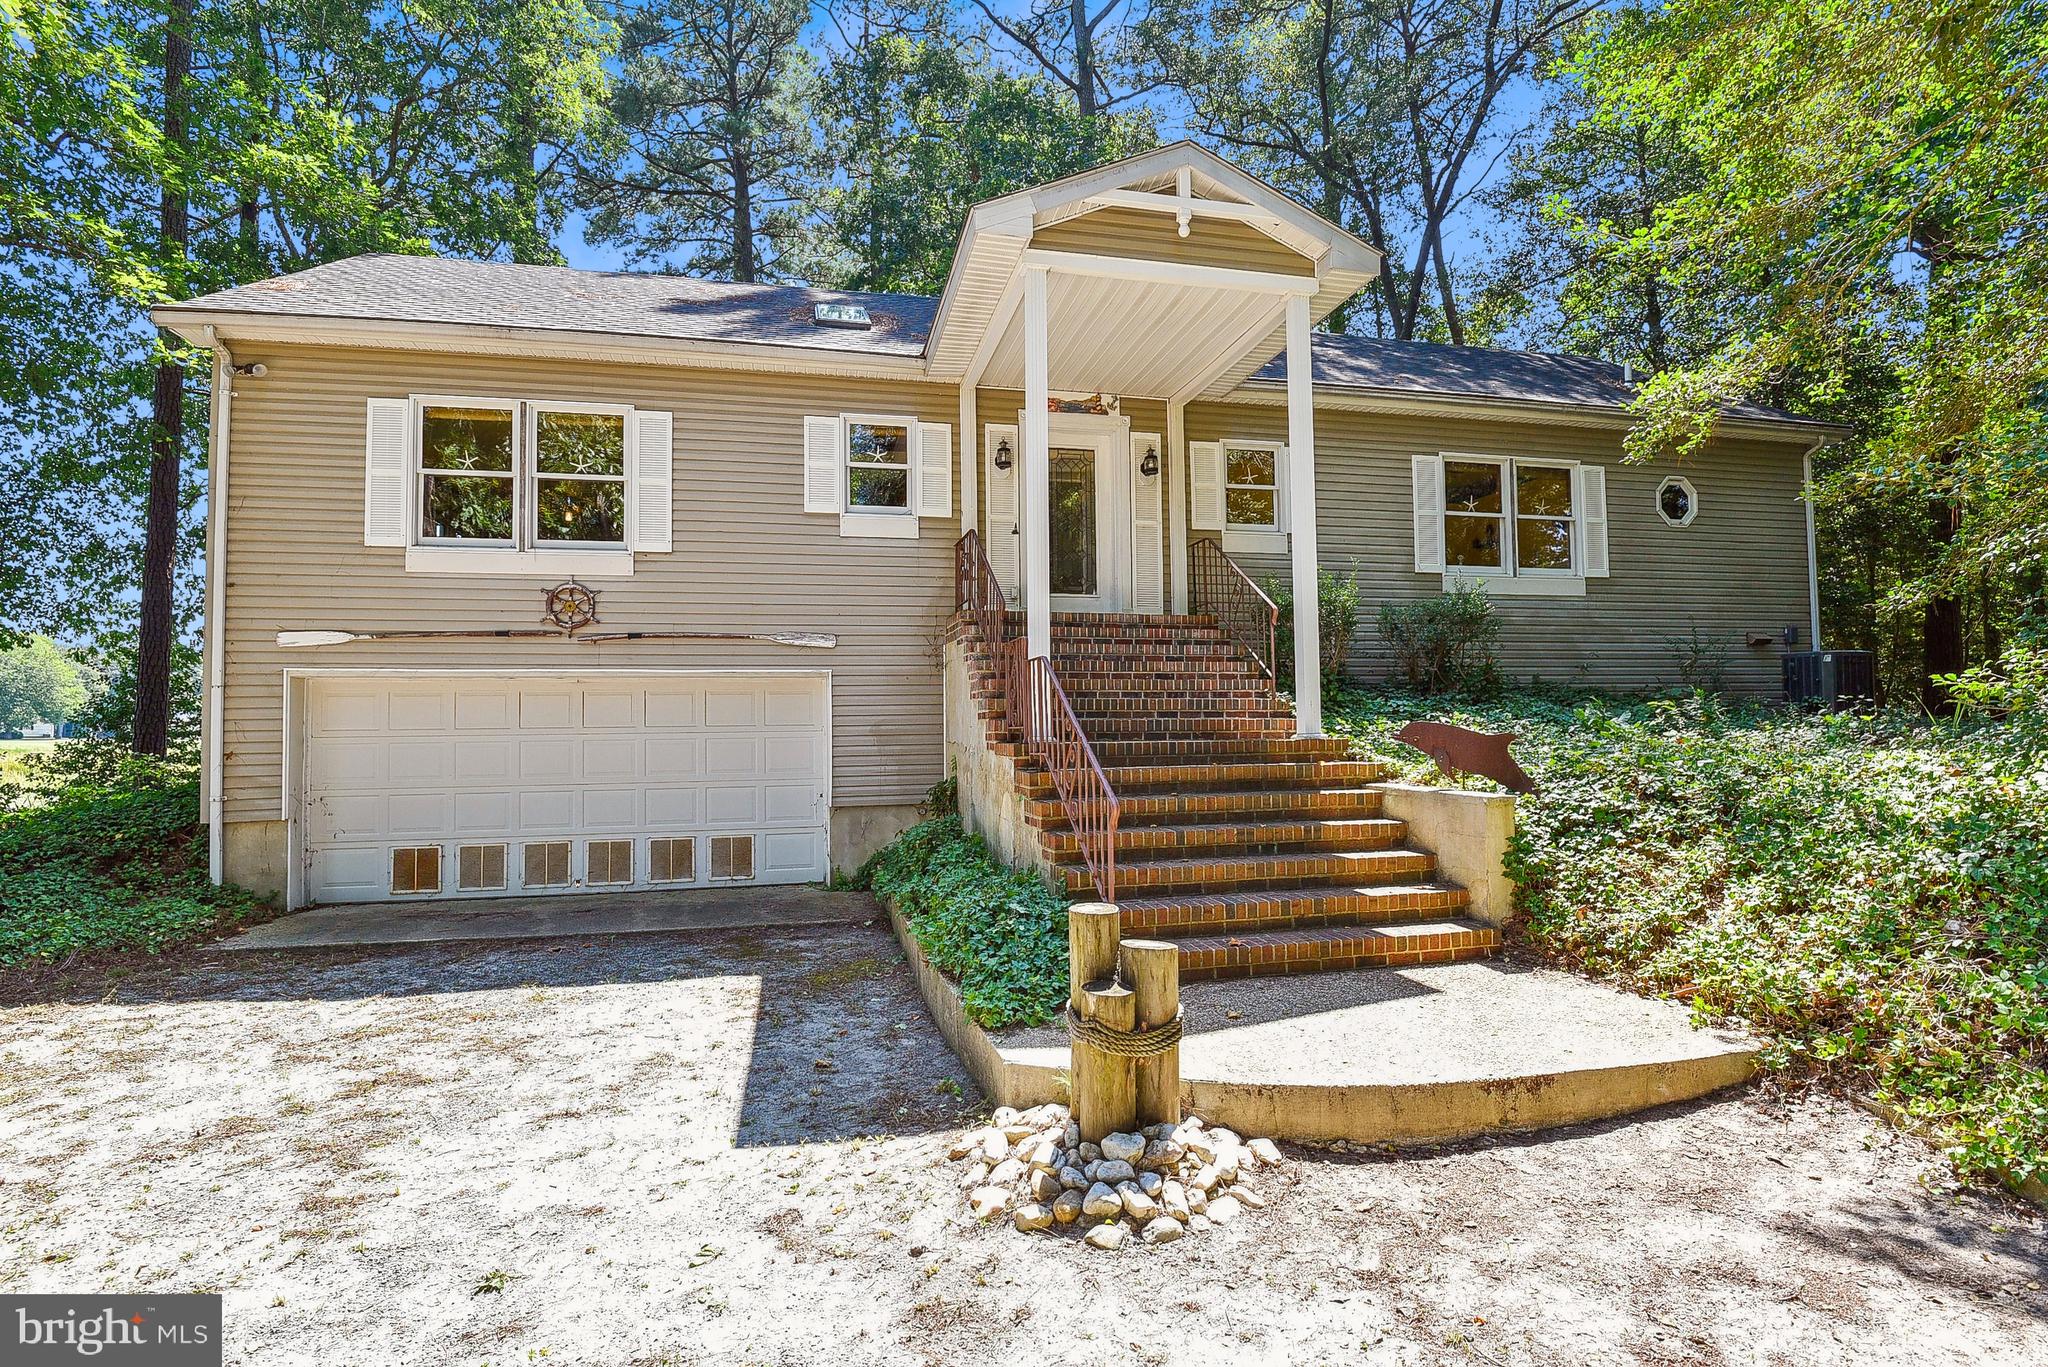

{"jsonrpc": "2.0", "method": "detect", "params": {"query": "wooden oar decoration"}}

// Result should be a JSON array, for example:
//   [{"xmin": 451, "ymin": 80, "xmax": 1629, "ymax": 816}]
[
  {"xmin": 276, "ymin": 629, "xmax": 563, "ymax": 646},
  {"xmin": 276, "ymin": 628, "xmax": 837, "ymax": 649},
  {"xmin": 576, "ymin": 630, "xmax": 837, "ymax": 649}
]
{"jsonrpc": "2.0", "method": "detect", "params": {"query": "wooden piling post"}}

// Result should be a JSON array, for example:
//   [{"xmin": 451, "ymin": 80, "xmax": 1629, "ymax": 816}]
[
  {"xmin": 1075, "ymin": 982, "xmax": 1137, "ymax": 1140},
  {"xmin": 1067, "ymin": 903, "xmax": 1120, "ymax": 1013},
  {"xmin": 1121, "ymin": 939, "xmax": 1182, "ymax": 1128},
  {"xmin": 1067, "ymin": 904, "xmax": 1132, "ymax": 1142}
]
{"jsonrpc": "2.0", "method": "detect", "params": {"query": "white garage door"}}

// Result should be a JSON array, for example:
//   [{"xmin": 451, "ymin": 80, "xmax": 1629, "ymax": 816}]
[{"xmin": 302, "ymin": 673, "xmax": 829, "ymax": 905}]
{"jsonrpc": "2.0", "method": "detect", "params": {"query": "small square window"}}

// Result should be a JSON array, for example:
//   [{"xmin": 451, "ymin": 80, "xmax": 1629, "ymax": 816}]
[
  {"xmin": 586, "ymin": 839, "xmax": 634, "ymax": 886},
  {"xmin": 390, "ymin": 845, "xmax": 442, "ymax": 895},
  {"xmin": 523, "ymin": 840, "xmax": 572, "ymax": 889},
  {"xmin": 709, "ymin": 835, "xmax": 755, "ymax": 882},
  {"xmin": 649, "ymin": 837, "xmax": 697, "ymax": 884},
  {"xmin": 457, "ymin": 843, "xmax": 507, "ymax": 892}
]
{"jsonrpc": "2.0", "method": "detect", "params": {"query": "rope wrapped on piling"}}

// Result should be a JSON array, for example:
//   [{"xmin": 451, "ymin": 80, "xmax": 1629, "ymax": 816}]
[{"xmin": 1065, "ymin": 1003, "xmax": 1184, "ymax": 1059}]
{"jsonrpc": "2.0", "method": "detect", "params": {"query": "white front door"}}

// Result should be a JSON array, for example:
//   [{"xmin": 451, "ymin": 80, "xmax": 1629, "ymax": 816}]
[
  {"xmin": 1045, "ymin": 417, "xmax": 1129, "ymax": 613},
  {"xmin": 299, "ymin": 672, "xmax": 830, "ymax": 905}
]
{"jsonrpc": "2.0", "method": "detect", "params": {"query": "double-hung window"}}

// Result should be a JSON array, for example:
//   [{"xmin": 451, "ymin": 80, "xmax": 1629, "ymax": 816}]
[
  {"xmin": 1224, "ymin": 442, "xmax": 1282, "ymax": 533},
  {"xmin": 366, "ymin": 394, "xmax": 669, "ymax": 574},
  {"xmin": 1190, "ymin": 438, "xmax": 1289, "ymax": 552},
  {"xmin": 416, "ymin": 398, "xmax": 630, "ymax": 559},
  {"xmin": 800, "ymin": 411, "xmax": 952, "ymax": 539},
  {"xmin": 1418, "ymin": 452, "xmax": 1608, "ymax": 593},
  {"xmin": 843, "ymin": 417, "xmax": 914, "ymax": 514}
]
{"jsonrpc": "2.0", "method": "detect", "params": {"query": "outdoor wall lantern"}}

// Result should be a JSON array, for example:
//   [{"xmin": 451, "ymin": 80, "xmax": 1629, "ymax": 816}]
[
  {"xmin": 994, "ymin": 437, "xmax": 1013, "ymax": 470},
  {"xmin": 1139, "ymin": 442, "xmax": 1160, "ymax": 477}
]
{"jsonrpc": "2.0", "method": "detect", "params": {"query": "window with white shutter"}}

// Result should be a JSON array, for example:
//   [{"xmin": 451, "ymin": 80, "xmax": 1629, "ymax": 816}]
[
  {"xmin": 915, "ymin": 421, "xmax": 953, "ymax": 518},
  {"xmin": 630, "ymin": 409, "xmax": 674, "ymax": 552},
  {"xmin": 1130, "ymin": 431, "xmax": 1164, "ymax": 612},
  {"xmin": 984, "ymin": 423, "xmax": 1020, "ymax": 599},
  {"xmin": 1411, "ymin": 454, "xmax": 1445, "ymax": 573},
  {"xmin": 376, "ymin": 395, "xmax": 652, "ymax": 576},
  {"xmin": 1189, "ymin": 440, "xmax": 1225, "ymax": 530},
  {"xmin": 805, "ymin": 411, "xmax": 929, "ymax": 540},
  {"xmin": 363, "ymin": 398, "xmax": 412, "ymax": 547},
  {"xmin": 1420, "ymin": 451, "xmax": 1605, "ymax": 595}
]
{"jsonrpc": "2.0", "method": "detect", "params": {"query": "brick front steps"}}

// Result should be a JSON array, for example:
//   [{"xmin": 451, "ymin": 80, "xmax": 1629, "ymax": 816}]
[{"xmin": 951, "ymin": 610, "xmax": 1497, "ymax": 980}]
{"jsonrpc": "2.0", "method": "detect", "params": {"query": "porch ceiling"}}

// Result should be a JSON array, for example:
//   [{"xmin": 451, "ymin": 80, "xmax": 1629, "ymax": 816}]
[{"xmin": 977, "ymin": 272, "xmax": 1291, "ymax": 399}]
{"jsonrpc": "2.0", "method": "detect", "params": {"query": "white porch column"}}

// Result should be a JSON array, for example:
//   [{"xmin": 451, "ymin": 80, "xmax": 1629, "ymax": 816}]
[
  {"xmin": 1166, "ymin": 400, "xmax": 1189, "ymax": 613},
  {"xmin": 1285, "ymin": 293, "xmax": 1322, "ymax": 737},
  {"xmin": 1022, "ymin": 266, "xmax": 1052, "ymax": 662},
  {"xmin": 959, "ymin": 384, "xmax": 978, "ymax": 541}
]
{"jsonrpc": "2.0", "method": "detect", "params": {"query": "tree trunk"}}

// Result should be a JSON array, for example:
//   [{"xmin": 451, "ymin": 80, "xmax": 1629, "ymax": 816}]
[
  {"xmin": 1632, "ymin": 126, "xmax": 1666, "ymax": 370},
  {"xmin": 1070, "ymin": 0, "xmax": 1097, "ymax": 118},
  {"xmin": 730, "ymin": 147, "xmax": 756, "ymax": 283},
  {"xmin": 1429, "ymin": 231, "xmax": 1463, "ymax": 345},
  {"xmin": 1920, "ymin": 494, "xmax": 1966, "ymax": 715},
  {"xmin": 135, "ymin": 0, "xmax": 193, "ymax": 757}
]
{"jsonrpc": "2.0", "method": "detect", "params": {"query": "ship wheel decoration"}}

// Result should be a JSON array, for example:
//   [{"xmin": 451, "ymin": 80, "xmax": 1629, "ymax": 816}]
[{"xmin": 543, "ymin": 580, "xmax": 600, "ymax": 633}]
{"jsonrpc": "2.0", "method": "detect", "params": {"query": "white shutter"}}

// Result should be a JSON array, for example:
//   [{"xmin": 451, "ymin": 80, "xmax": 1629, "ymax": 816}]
[
  {"xmin": 915, "ymin": 421, "xmax": 953, "ymax": 518},
  {"xmin": 803, "ymin": 415, "xmax": 842, "ymax": 513},
  {"xmin": 1577, "ymin": 463, "xmax": 1610, "ymax": 577},
  {"xmin": 629, "ymin": 409, "xmax": 673, "ymax": 552},
  {"xmin": 1272, "ymin": 442, "xmax": 1290, "ymax": 529},
  {"xmin": 984, "ymin": 423, "xmax": 1020, "ymax": 600},
  {"xmin": 363, "ymin": 397, "xmax": 411, "ymax": 547},
  {"xmin": 1411, "ymin": 454, "xmax": 1445, "ymax": 573},
  {"xmin": 1130, "ymin": 432, "xmax": 1164, "ymax": 613},
  {"xmin": 1190, "ymin": 440, "xmax": 1225, "ymax": 530}
]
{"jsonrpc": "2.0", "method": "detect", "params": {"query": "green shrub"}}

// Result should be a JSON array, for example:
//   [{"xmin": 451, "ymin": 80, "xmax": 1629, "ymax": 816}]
[
  {"xmin": 858, "ymin": 814, "xmax": 1067, "ymax": 1027},
  {"xmin": 0, "ymin": 737, "xmax": 199, "ymax": 813},
  {"xmin": 0, "ymin": 779, "xmax": 268, "ymax": 968},
  {"xmin": 1376, "ymin": 584, "xmax": 1501, "ymax": 694},
  {"xmin": 1327, "ymin": 684, "xmax": 2048, "ymax": 1189},
  {"xmin": 1266, "ymin": 565, "xmax": 1362, "ymax": 689}
]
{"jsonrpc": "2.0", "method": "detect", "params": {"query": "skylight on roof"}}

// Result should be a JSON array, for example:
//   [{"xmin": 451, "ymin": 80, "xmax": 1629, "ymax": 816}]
[{"xmin": 813, "ymin": 302, "xmax": 872, "ymax": 329}]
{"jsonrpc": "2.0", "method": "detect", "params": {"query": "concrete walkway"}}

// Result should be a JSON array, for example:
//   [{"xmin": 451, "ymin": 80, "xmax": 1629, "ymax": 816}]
[
  {"xmin": 888, "ymin": 890, "xmax": 1759, "ymax": 1144},
  {"xmin": 219, "ymin": 885, "xmax": 876, "ymax": 950}
]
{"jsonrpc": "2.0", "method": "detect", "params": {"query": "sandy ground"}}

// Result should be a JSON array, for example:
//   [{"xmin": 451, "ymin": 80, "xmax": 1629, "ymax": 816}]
[{"xmin": 0, "ymin": 915, "xmax": 2041, "ymax": 1366}]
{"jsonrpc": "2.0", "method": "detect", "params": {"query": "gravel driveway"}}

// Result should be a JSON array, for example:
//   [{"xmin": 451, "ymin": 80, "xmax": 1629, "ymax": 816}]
[{"xmin": 1, "ymin": 913, "xmax": 2041, "ymax": 1365}]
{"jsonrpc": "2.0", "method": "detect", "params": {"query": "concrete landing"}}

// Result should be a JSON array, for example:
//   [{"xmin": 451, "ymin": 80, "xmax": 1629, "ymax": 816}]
[
  {"xmin": 887, "ymin": 902, "xmax": 1758, "ymax": 1145},
  {"xmin": 219, "ymin": 886, "xmax": 875, "ymax": 950}
]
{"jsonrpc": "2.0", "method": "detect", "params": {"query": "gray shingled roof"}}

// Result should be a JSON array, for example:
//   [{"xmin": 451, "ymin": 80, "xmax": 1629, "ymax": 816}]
[
  {"xmin": 1248, "ymin": 334, "xmax": 1817, "ymax": 426},
  {"xmin": 165, "ymin": 253, "xmax": 938, "ymax": 358},
  {"xmin": 168, "ymin": 253, "xmax": 1826, "ymax": 427}
]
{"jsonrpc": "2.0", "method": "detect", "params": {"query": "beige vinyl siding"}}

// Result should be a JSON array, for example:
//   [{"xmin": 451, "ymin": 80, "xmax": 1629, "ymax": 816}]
[
  {"xmin": 1184, "ymin": 401, "xmax": 1813, "ymax": 694},
  {"xmin": 1031, "ymin": 207, "xmax": 1316, "ymax": 277},
  {"xmin": 218, "ymin": 343, "xmax": 959, "ymax": 824}
]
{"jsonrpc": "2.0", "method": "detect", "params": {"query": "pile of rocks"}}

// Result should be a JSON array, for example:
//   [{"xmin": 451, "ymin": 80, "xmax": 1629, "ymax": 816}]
[{"xmin": 949, "ymin": 1102, "xmax": 1284, "ymax": 1248}]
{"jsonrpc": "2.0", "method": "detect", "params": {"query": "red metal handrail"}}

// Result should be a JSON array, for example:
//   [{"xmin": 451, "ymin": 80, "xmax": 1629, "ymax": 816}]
[
  {"xmin": 1191, "ymin": 539, "xmax": 1280, "ymax": 691},
  {"xmin": 955, "ymin": 533, "xmax": 1120, "ymax": 904},
  {"xmin": 1020, "ymin": 648, "xmax": 1119, "ymax": 905}
]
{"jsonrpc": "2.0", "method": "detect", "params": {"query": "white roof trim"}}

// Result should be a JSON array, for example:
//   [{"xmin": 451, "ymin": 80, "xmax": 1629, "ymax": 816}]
[{"xmin": 152, "ymin": 309, "xmax": 933, "ymax": 382}]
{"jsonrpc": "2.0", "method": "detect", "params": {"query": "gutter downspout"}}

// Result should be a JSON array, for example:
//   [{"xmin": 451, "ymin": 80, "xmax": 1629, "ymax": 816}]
[
  {"xmin": 203, "ymin": 331, "xmax": 232, "ymax": 884},
  {"xmin": 1803, "ymin": 440, "xmax": 1823, "ymax": 651}
]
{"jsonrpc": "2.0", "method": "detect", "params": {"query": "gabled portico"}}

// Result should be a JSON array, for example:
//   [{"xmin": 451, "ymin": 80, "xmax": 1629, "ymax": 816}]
[{"xmin": 927, "ymin": 143, "xmax": 1384, "ymax": 739}]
